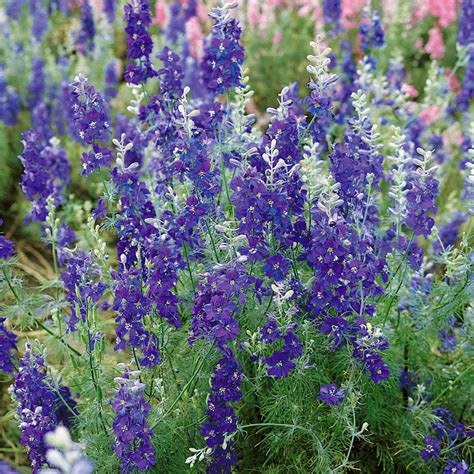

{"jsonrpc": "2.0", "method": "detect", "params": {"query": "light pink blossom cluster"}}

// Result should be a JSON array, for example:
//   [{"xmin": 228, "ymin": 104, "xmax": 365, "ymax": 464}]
[
  {"xmin": 150, "ymin": 0, "xmax": 459, "ymax": 58},
  {"xmin": 413, "ymin": 0, "xmax": 458, "ymax": 60}
]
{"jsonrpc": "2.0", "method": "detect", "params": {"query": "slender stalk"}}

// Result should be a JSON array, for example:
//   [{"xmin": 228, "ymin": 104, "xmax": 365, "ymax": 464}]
[
  {"xmin": 151, "ymin": 343, "xmax": 215, "ymax": 429},
  {"xmin": 205, "ymin": 219, "xmax": 220, "ymax": 263},
  {"xmin": 182, "ymin": 243, "xmax": 196, "ymax": 292},
  {"xmin": 50, "ymin": 235, "xmax": 63, "ymax": 337}
]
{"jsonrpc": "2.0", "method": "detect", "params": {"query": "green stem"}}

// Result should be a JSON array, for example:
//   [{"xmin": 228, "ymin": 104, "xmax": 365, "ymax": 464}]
[
  {"xmin": 182, "ymin": 243, "xmax": 196, "ymax": 292},
  {"xmin": 151, "ymin": 343, "xmax": 215, "ymax": 429},
  {"xmin": 298, "ymin": 114, "xmax": 317, "ymax": 146},
  {"xmin": 51, "ymin": 236, "xmax": 63, "ymax": 337},
  {"xmin": 205, "ymin": 219, "xmax": 220, "ymax": 263}
]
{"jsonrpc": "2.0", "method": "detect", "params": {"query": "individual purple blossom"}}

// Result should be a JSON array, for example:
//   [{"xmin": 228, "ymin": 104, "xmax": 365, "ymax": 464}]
[
  {"xmin": 0, "ymin": 317, "xmax": 17, "ymax": 372},
  {"xmin": 320, "ymin": 316, "xmax": 348, "ymax": 349},
  {"xmin": 111, "ymin": 368, "xmax": 156, "ymax": 473},
  {"xmin": 19, "ymin": 130, "xmax": 70, "ymax": 221},
  {"xmin": 61, "ymin": 250, "xmax": 107, "ymax": 332},
  {"xmin": 444, "ymin": 460, "xmax": 470, "ymax": 474},
  {"xmin": 318, "ymin": 384, "xmax": 346, "ymax": 406},
  {"xmin": 13, "ymin": 343, "xmax": 78, "ymax": 473},
  {"xmin": 0, "ymin": 236, "xmax": 15, "ymax": 259},
  {"xmin": 201, "ymin": 3, "xmax": 244, "ymax": 94},
  {"xmin": 283, "ymin": 331, "xmax": 303, "ymax": 358},
  {"xmin": 420, "ymin": 435, "xmax": 441, "ymax": 461},
  {"xmin": 260, "ymin": 318, "xmax": 281, "ymax": 343},
  {"xmin": 92, "ymin": 198, "xmax": 108, "ymax": 220},
  {"xmin": 81, "ymin": 144, "xmax": 114, "ymax": 175},
  {"xmin": 265, "ymin": 351, "xmax": 295, "ymax": 378},
  {"xmin": 55, "ymin": 223, "xmax": 76, "ymax": 266},
  {"xmin": 0, "ymin": 217, "xmax": 15, "ymax": 260},
  {"xmin": 263, "ymin": 254, "xmax": 290, "ymax": 281}
]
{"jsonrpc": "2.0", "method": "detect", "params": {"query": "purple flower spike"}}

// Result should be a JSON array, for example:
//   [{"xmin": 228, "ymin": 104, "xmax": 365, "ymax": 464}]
[
  {"xmin": 318, "ymin": 383, "xmax": 346, "ymax": 406},
  {"xmin": 111, "ymin": 367, "xmax": 156, "ymax": 472}
]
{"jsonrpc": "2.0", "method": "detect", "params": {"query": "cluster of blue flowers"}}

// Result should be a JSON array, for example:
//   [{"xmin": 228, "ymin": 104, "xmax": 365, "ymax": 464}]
[
  {"xmin": 19, "ymin": 130, "xmax": 70, "ymax": 221},
  {"xmin": 420, "ymin": 407, "xmax": 471, "ymax": 473},
  {"xmin": 111, "ymin": 367, "xmax": 156, "ymax": 472},
  {"xmin": 124, "ymin": 0, "xmax": 156, "ymax": 85},
  {"xmin": 202, "ymin": 3, "xmax": 244, "ymax": 94},
  {"xmin": 12, "ymin": 344, "xmax": 78, "ymax": 473}
]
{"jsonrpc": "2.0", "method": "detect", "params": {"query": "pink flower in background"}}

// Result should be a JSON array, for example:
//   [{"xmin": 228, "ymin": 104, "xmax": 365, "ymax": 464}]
[
  {"xmin": 186, "ymin": 17, "xmax": 204, "ymax": 58},
  {"xmin": 197, "ymin": 0, "xmax": 208, "ymax": 23},
  {"xmin": 381, "ymin": 0, "xmax": 399, "ymax": 21},
  {"xmin": 413, "ymin": 0, "xmax": 457, "ymax": 27},
  {"xmin": 297, "ymin": 0, "xmax": 317, "ymax": 17},
  {"xmin": 341, "ymin": 0, "xmax": 366, "ymax": 29},
  {"xmin": 419, "ymin": 105, "xmax": 441, "ymax": 125},
  {"xmin": 153, "ymin": 1, "xmax": 168, "ymax": 27},
  {"xmin": 403, "ymin": 84, "xmax": 419, "ymax": 97},
  {"xmin": 445, "ymin": 68, "xmax": 460, "ymax": 92},
  {"xmin": 443, "ymin": 127, "xmax": 464, "ymax": 148},
  {"xmin": 247, "ymin": 0, "xmax": 261, "ymax": 29},
  {"xmin": 425, "ymin": 26, "xmax": 445, "ymax": 59},
  {"xmin": 260, "ymin": 2, "xmax": 275, "ymax": 31},
  {"xmin": 430, "ymin": 0, "xmax": 457, "ymax": 27},
  {"xmin": 272, "ymin": 30, "xmax": 283, "ymax": 44},
  {"xmin": 88, "ymin": 0, "xmax": 103, "ymax": 13}
]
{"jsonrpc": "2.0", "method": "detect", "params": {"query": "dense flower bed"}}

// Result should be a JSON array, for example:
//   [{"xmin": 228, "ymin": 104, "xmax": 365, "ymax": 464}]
[{"xmin": 0, "ymin": 0, "xmax": 472, "ymax": 472}]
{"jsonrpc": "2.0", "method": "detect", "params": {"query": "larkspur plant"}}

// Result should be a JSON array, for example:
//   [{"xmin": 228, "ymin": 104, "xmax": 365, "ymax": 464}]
[{"xmin": 0, "ymin": 0, "xmax": 472, "ymax": 473}]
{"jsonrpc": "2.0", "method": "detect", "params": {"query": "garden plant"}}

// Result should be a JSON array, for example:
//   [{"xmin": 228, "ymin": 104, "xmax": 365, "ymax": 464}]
[{"xmin": 0, "ymin": 0, "xmax": 473, "ymax": 472}]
